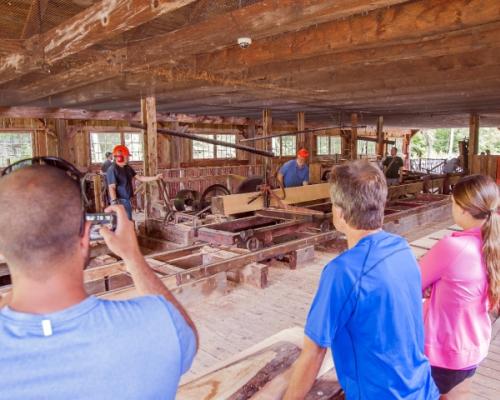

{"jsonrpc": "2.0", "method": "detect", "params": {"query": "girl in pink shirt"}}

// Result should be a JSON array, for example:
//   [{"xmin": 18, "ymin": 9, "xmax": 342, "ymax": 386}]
[{"xmin": 420, "ymin": 174, "xmax": 499, "ymax": 399}]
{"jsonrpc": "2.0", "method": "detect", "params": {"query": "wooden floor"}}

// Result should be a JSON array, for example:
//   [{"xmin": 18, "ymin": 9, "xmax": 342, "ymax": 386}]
[{"xmin": 181, "ymin": 222, "xmax": 500, "ymax": 399}]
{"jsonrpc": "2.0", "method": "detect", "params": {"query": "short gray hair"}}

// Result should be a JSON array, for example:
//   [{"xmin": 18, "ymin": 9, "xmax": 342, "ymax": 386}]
[{"xmin": 329, "ymin": 161, "xmax": 387, "ymax": 230}]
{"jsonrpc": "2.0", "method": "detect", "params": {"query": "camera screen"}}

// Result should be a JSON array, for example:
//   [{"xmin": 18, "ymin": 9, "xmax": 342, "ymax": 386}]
[{"xmin": 86, "ymin": 213, "xmax": 116, "ymax": 241}]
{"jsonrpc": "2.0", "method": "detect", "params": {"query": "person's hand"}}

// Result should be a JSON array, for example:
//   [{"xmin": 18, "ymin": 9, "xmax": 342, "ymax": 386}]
[
  {"xmin": 99, "ymin": 205, "xmax": 142, "ymax": 262},
  {"xmin": 156, "ymin": 173, "xmax": 163, "ymax": 180}
]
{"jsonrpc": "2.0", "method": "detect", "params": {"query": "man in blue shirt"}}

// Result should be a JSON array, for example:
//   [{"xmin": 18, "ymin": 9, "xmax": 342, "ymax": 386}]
[
  {"xmin": 107, "ymin": 145, "xmax": 162, "ymax": 220},
  {"xmin": 284, "ymin": 161, "xmax": 438, "ymax": 400},
  {"xmin": 278, "ymin": 148, "xmax": 310, "ymax": 188},
  {"xmin": 0, "ymin": 163, "xmax": 198, "ymax": 399}
]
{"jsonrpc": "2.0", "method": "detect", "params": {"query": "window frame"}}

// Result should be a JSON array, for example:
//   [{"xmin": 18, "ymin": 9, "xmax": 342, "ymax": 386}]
[
  {"xmin": 192, "ymin": 133, "xmax": 237, "ymax": 160},
  {"xmin": 272, "ymin": 135, "xmax": 297, "ymax": 157},
  {"xmin": 0, "ymin": 130, "xmax": 35, "ymax": 168},
  {"xmin": 316, "ymin": 135, "xmax": 341, "ymax": 156},
  {"xmin": 88, "ymin": 128, "xmax": 144, "ymax": 165},
  {"xmin": 357, "ymin": 139, "xmax": 376, "ymax": 156}
]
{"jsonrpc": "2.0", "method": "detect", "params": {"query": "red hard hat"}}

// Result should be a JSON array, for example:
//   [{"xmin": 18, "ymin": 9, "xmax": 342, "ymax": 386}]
[
  {"xmin": 297, "ymin": 148, "xmax": 309, "ymax": 158},
  {"xmin": 112, "ymin": 145, "xmax": 130, "ymax": 157}
]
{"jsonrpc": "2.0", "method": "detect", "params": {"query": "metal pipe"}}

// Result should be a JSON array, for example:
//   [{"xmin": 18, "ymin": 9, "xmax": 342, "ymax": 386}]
[
  {"xmin": 239, "ymin": 125, "xmax": 367, "ymax": 142},
  {"xmin": 130, "ymin": 122, "xmax": 275, "ymax": 158}
]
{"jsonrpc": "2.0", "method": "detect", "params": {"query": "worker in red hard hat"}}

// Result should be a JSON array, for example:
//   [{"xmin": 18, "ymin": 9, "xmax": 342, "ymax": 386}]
[
  {"xmin": 106, "ymin": 145, "xmax": 162, "ymax": 220},
  {"xmin": 277, "ymin": 148, "xmax": 310, "ymax": 188}
]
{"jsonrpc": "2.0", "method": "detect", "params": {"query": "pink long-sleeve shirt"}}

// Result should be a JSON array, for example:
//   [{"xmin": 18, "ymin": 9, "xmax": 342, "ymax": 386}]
[{"xmin": 419, "ymin": 227, "xmax": 491, "ymax": 369}]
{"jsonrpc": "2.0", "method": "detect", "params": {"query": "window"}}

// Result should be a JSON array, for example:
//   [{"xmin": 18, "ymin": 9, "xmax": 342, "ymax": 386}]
[
  {"xmin": 90, "ymin": 132, "xmax": 121, "ymax": 164},
  {"xmin": 357, "ymin": 140, "xmax": 376, "ymax": 155},
  {"xmin": 272, "ymin": 135, "xmax": 296, "ymax": 156},
  {"xmin": 192, "ymin": 134, "xmax": 236, "ymax": 160},
  {"xmin": 124, "ymin": 133, "xmax": 144, "ymax": 161},
  {"xmin": 394, "ymin": 138, "xmax": 404, "ymax": 154},
  {"xmin": 0, "ymin": 132, "xmax": 33, "ymax": 167},
  {"xmin": 216, "ymin": 135, "xmax": 236, "ymax": 158},
  {"xmin": 90, "ymin": 131, "xmax": 144, "ymax": 164},
  {"xmin": 317, "ymin": 136, "xmax": 341, "ymax": 155}
]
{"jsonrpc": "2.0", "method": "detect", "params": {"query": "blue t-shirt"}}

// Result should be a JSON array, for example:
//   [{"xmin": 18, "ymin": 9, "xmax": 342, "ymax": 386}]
[
  {"xmin": 305, "ymin": 231, "xmax": 439, "ymax": 400},
  {"xmin": 106, "ymin": 163, "xmax": 137, "ymax": 200},
  {"xmin": 0, "ymin": 295, "xmax": 196, "ymax": 400},
  {"xmin": 279, "ymin": 159, "xmax": 309, "ymax": 187}
]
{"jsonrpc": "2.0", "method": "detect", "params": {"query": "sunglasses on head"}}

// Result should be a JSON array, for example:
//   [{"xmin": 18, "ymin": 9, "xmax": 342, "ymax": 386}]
[
  {"xmin": 1, "ymin": 156, "xmax": 84, "ymax": 180},
  {"xmin": 1, "ymin": 156, "xmax": 88, "ymax": 235}
]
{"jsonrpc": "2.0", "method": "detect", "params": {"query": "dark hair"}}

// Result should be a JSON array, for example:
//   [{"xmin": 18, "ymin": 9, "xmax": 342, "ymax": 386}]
[
  {"xmin": 0, "ymin": 165, "xmax": 83, "ymax": 276},
  {"xmin": 453, "ymin": 174, "xmax": 500, "ymax": 309},
  {"xmin": 329, "ymin": 160, "xmax": 387, "ymax": 229},
  {"xmin": 105, "ymin": 152, "xmax": 112, "ymax": 158}
]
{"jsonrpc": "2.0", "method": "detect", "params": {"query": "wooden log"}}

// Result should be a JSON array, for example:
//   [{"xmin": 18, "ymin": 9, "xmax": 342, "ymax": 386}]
[
  {"xmin": 178, "ymin": 327, "xmax": 335, "ymax": 400},
  {"xmin": 211, "ymin": 183, "xmax": 331, "ymax": 216},
  {"xmin": 0, "ymin": 0, "xmax": 197, "ymax": 84},
  {"xmin": 305, "ymin": 370, "xmax": 343, "ymax": 400},
  {"xmin": 288, "ymin": 245, "xmax": 315, "ymax": 270},
  {"xmin": 99, "ymin": 271, "xmax": 228, "ymax": 308},
  {"xmin": 226, "ymin": 262, "xmax": 269, "ymax": 289}
]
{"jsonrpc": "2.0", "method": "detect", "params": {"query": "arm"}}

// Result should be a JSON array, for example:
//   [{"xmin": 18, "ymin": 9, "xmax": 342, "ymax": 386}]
[
  {"xmin": 419, "ymin": 237, "xmax": 456, "ymax": 291},
  {"xmin": 100, "ymin": 205, "xmax": 198, "ymax": 349},
  {"xmin": 285, "ymin": 262, "xmax": 353, "ymax": 398},
  {"xmin": 283, "ymin": 336, "xmax": 327, "ymax": 400},
  {"xmin": 108, "ymin": 184, "xmax": 117, "ymax": 202},
  {"xmin": 134, "ymin": 173, "xmax": 163, "ymax": 183},
  {"xmin": 106, "ymin": 168, "xmax": 118, "ymax": 202},
  {"xmin": 277, "ymin": 172, "xmax": 285, "ymax": 187}
]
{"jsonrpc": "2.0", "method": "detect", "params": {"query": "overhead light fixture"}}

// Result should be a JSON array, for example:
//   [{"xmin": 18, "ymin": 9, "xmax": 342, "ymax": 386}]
[{"xmin": 237, "ymin": 37, "xmax": 252, "ymax": 49}]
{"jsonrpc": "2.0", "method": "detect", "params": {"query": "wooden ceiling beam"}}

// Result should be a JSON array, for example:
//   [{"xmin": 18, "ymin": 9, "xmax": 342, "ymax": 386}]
[
  {"xmin": 0, "ymin": 0, "xmax": 409, "ymax": 95},
  {"xmin": 194, "ymin": 0, "xmax": 500, "ymax": 72},
  {"xmin": 221, "ymin": 22, "xmax": 500, "ymax": 82},
  {"xmin": 0, "ymin": 106, "xmax": 252, "ymax": 125},
  {"xmin": 124, "ymin": 0, "xmax": 410, "ymax": 70},
  {"xmin": 0, "ymin": 0, "xmax": 197, "ymax": 84},
  {"xmin": 8, "ymin": 0, "xmax": 500, "ymax": 110}
]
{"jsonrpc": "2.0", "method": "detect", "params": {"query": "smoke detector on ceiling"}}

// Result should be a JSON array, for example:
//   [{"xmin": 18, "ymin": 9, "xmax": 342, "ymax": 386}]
[{"xmin": 237, "ymin": 37, "xmax": 252, "ymax": 49}]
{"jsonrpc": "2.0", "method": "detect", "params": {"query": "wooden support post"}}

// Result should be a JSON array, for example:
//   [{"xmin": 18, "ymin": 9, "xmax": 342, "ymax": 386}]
[
  {"xmin": 247, "ymin": 120, "xmax": 257, "ymax": 165},
  {"xmin": 350, "ymin": 113, "xmax": 358, "ymax": 160},
  {"xmin": 263, "ymin": 109, "xmax": 272, "ymax": 194},
  {"xmin": 54, "ymin": 119, "xmax": 67, "ymax": 159},
  {"xmin": 468, "ymin": 113, "xmax": 480, "ymax": 174},
  {"xmin": 141, "ymin": 96, "xmax": 158, "ymax": 228},
  {"xmin": 376, "ymin": 116, "xmax": 384, "ymax": 158},
  {"xmin": 263, "ymin": 109, "xmax": 272, "ymax": 152},
  {"xmin": 92, "ymin": 175, "xmax": 103, "ymax": 212},
  {"xmin": 402, "ymin": 132, "xmax": 411, "ymax": 169},
  {"xmin": 297, "ymin": 111, "xmax": 305, "ymax": 150}
]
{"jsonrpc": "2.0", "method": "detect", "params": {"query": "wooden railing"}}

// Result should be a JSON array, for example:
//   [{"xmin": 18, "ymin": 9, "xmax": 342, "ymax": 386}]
[{"xmin": 410, "ymin": 158, "xmax": 447, "ymax": 174}]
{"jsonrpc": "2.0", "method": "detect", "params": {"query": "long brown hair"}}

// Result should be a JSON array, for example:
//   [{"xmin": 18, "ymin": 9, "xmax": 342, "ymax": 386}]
[{"xmin": 453, "ymin": 175, "xmax": 500, "ymax": 309}]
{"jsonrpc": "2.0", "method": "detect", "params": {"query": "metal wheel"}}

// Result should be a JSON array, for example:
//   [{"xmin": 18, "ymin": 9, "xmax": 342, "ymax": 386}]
[
  {"xmin": 174, "ymin": 189, "xmax": 201, "ymax": 211},
  {"xmin": 319, "ymin": 220, "xmax": 332, "ymax": 232},
  {"xmin": 245, "ymin": 237, "xmax": 263, "ymax": 251},
  {"xmin": 200, "ymin": 184, "xmax": 231, "ymax": 208},
  {"xmin": 236, "ymin": 176, "xmax": 264, "ymax": 194}
]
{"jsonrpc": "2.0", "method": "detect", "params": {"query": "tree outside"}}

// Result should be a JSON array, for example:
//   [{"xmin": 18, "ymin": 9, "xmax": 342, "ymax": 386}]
[{"xmin": 410, "ymin": 128, "xmax": 500, "ymax": 159}]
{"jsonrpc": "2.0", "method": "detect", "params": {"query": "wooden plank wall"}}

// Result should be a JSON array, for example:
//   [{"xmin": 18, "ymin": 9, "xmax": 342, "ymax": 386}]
[{"xmin": 471, "ymin": 155, "xmax": 499, "ymax": 181}]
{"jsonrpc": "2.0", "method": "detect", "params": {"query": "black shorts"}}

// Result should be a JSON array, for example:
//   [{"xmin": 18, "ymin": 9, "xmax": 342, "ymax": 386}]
[{"xmin": 431, "ymin": 365, "xmax": 476, "ymax": 394}]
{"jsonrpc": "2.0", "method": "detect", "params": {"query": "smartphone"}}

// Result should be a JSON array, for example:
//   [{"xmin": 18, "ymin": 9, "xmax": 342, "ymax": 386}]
[{"xmin": 86, "ymin": 213, "xmax": 117, "ymax": 241}]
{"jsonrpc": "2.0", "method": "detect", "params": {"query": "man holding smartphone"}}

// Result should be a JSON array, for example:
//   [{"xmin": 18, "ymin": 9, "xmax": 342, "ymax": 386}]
[
  {"xmin": 0, "ymin": 162, "xmax": 198, "ymax": 399},
  {"xmin": 107, "ymin": 145, "xmax": 162, "ymax": 220}
]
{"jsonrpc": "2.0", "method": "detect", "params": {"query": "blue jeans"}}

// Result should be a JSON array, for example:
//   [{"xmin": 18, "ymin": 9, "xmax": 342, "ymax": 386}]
[{"xmin": 118, "ymin": 198, "xmax": 133, "ymax": 220}]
